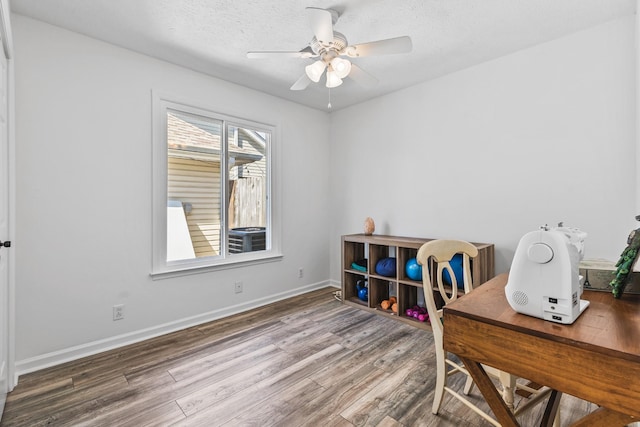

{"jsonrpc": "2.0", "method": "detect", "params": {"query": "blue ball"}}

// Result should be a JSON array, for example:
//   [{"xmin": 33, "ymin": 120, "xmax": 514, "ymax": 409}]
[
  {"xmin": 375, "ymin": 257, "xmax": 396, "ymax": 277},
  {"xmin": 442, "ymin": 253, "xmax": 464, "ymax": 288},
  {"xmin": 405, "ymin": 257, "xmax": 422, "ymax": 281}
]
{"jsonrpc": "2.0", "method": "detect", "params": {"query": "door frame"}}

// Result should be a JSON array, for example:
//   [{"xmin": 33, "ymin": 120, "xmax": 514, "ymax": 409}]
[{"xmin": 0, "ymin": 0, "xmax": 15, "ymax": 393}]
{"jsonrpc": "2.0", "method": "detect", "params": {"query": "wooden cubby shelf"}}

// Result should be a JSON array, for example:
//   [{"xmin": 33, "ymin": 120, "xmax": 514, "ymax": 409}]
[{"xmin": 341, "ymin": 234, "xmax": 495, "ymax": 330}]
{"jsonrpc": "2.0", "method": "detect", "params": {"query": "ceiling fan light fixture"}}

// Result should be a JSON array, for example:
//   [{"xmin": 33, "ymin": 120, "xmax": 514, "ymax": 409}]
[
  {"xmin": 248, "ymin": 8, "xmax": 412, "ymax": 95},
  {"xmin": 326, "ymin": 69, "xmax": 343, "ymax": 88},
  {"xmin": 330, "ymin": 57, "xmax": 351, "ymax": 79},
  {"xmin": 305, "ymin": 60, "xmax": 326, "ymax": 83}
]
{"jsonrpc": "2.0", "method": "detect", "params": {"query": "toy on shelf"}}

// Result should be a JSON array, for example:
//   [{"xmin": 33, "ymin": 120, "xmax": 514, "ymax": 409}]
[
  {"xmin": 380, "ymin": 296, "xmax": 397, "ymax": 310},
  {"xmin": 364, "ymin": 217, "xmax": 375, "ymax": 235},
  {"xmin": 376, "ymin": 257, "xmax": 396, "ymax": 277},
  {"xmin": 405, "ymin": 257, "xmax": 422, "ymax": 281},
  {"xmin": 356, "ymin": 279, "xmax": 368, "ymax": 302},
  {"xmin": 405, "ymin": 305, "xmax": 429, "ymax": 322},
  {"xmin": 351, "ymin": 259, "xmax": 367, "ymax": 272}
]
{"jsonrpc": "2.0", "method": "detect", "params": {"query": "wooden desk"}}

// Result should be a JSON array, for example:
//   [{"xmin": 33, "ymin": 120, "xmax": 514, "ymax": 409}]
[{"xmin": 443, "ymin": 273, "xmax": 640, "ymax": 427}]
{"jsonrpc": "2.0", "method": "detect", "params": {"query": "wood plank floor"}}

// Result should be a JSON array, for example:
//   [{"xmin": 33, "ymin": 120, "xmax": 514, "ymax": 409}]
[{"xmin": 0, "ymin": 287, "xmax": 618, "ymax": 426}]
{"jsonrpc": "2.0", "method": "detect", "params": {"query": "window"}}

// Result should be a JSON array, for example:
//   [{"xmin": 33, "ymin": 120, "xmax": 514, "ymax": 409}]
[{"xmin": 152, "ymin": 94, "xmax": 280, "ymax": 277}]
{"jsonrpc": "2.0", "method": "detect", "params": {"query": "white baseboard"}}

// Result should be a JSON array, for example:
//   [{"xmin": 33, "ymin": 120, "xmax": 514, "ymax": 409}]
[{"xmin": 15, "ymin": 280, "xmax": 333, "ymax": 383}]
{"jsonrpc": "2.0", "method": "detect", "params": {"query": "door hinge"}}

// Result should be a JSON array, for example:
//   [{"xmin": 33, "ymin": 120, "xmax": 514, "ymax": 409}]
[{"xmin": 0, "ymin": 240, "xmax": 11, "ymax": 248}]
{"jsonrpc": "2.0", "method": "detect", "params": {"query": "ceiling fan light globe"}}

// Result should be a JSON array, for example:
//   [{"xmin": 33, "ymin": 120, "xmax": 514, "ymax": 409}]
[
  {"xmin": 305, "ymin": 60, "xmax": 326, "ymax": 83},
  {"xmin": 326, "ymin": 70, "xmax": 343, "ymax": 88},
  {"xmin": 330, "ymin": 57, "xmax": 351, "ymax": 79}
]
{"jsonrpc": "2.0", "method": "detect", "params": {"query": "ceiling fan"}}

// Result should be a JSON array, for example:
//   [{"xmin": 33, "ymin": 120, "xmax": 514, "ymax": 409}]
[{"xmin": 247, "ymin": 7, "xmax": 412, "ymax": 91}]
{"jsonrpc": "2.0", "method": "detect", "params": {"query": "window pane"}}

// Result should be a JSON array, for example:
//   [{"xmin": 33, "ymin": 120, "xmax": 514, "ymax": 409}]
[
  {"xmin": 227, "ymin": 125, "xmax": 268, "ymax": 254},
  {"xmin": 167, "ymin": 110, "xmax": 223, "ymax": 261}
]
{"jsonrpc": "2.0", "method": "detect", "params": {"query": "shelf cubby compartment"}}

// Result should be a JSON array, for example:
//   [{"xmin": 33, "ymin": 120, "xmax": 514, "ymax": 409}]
[
  {"xmin": 400, "ymin": 285, "xmax": 430, "ymax": 325},
  {"xmin": 343, "ymin": 271, "xmax": 367, "ymax": 306},
  {"xmin": 370, "ymin": 278, "xmax": 397, "ymax": 314},
  {"xmin": 398, "ymin": 246, "xmax": 421, "ymax": 283},
  {"xmin": 368, "ymin": 243, "xmax": 393, "ymax": 276},
  {"xmin": 343, "ymin": 240, "xmax": 366, "ymax": 274},
  {"xmin": 369, "ymin": 277, "xmax": 390, "ymax": 309},
  {"xmin": 398, "ymin": 282, "xmax": 418, "ymax": 321}
]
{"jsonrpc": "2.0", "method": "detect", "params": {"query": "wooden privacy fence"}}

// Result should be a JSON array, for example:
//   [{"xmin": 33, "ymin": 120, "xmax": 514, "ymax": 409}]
[{"xmin": 229, "ymin": 176, "xmax": 266, "ymax": 228}]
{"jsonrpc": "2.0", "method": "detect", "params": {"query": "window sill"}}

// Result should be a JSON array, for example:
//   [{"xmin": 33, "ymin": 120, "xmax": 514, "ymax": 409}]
[{"xmin": 150, "ymin": 251, "xmax": 283, "ymax": 280}]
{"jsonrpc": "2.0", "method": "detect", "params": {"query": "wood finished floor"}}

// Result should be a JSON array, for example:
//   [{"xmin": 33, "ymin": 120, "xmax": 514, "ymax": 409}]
[{"xmin": 0, "ymin": 287, "xmax": 610, "ymax": 426}]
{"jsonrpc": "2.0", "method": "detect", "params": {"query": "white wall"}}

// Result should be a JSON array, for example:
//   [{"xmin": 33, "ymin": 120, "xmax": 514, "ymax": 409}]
[
  {"xmin": 329, "ymin": 15, "xmax": 637, "ymax": 280},
  {"xmin": 13, "ymin": 15, "xmax": 331, "ymax": 372}
]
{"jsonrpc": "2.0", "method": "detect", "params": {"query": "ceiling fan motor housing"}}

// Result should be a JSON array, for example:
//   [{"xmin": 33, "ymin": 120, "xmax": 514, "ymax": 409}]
[{"xmin": 310, "ymin": 31, "xmax": 348, "ymax": 55}]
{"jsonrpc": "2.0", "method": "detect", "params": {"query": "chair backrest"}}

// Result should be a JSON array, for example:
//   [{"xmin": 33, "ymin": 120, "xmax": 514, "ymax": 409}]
[{"xmin": 416, "ymin": 239, "xmax": 478, "ymax": 340}]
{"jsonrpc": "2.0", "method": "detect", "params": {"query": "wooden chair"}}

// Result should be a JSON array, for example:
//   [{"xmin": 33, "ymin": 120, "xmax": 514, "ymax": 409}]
[{"xmin": 417, "ymin": 239, "xmax": 556, "ymax": 427}]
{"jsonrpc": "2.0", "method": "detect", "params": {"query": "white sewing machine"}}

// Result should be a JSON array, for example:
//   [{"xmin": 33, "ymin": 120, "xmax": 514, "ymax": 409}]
[{"xmin": 505, "ymin": 224, "xmax": 589, "ymax": 324}]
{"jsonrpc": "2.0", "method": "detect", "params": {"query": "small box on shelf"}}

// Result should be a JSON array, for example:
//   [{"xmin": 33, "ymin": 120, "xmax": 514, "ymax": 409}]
[{"xmin": 579, "ymin": 259, "xmax": 640, "ymax": 294}]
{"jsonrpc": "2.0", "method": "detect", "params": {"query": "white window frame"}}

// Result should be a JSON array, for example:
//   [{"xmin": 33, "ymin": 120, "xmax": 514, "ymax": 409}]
[{"xmin": 151, "ymin": 92, "xmax": 282, "ymax": 279}]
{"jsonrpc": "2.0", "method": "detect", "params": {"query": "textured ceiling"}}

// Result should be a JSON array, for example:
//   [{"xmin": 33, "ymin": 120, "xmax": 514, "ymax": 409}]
[{"xmin": 10, "ymin": 0, "xmax": 636, "ymax": 111}]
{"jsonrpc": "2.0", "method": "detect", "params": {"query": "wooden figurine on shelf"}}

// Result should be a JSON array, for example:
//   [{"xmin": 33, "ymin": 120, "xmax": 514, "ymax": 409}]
[
  {"xmin": 610, "ymin": 214, "xmax": 640, "ymax": 298},
  {"xmin": 364, "ymin": 217, "xmax": 375, "ymax": 235}
]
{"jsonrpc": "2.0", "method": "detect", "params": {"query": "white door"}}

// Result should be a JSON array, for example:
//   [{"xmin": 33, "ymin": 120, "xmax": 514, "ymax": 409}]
[{"xmin": 0, "ymin": 43, "xmax": 8, "ymax": 415}]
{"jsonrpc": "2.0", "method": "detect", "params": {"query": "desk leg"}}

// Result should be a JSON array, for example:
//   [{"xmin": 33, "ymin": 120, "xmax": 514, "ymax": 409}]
[
  {"xmin": 460, "ymin": 357, "xmax": 519, "ymax": 427},
  {"xmin": 569, "ymin": 407, "xmax": 636, "ymax": 427},
  {"xmin": 540, "ymin": 389, "xmax": 561, "ymax": 427}
]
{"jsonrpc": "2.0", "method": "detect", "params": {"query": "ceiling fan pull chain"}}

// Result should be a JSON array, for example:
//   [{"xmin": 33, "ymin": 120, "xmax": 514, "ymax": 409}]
[{"xmin": 328, "ymin": 88, "xmax": 332, "ymax": 110}]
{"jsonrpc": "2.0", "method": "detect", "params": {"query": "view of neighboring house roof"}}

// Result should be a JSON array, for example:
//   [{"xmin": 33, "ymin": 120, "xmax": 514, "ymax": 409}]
[{"xmin": 167, "ymin": 112, "xmax": 263, "ymax": 166}]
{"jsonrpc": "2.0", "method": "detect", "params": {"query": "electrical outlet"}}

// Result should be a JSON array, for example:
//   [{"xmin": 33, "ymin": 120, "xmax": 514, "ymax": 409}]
[
  {"xmin": 113, "ymin": 304, "xmax": 124, "ymax": 321},
  {"xmin": 234, "ymin": 281, "xmax": 243, "ymax": 294},
  {"xmin": 298, "ymin": 267, "xmax": 304, "ymax": 278}
]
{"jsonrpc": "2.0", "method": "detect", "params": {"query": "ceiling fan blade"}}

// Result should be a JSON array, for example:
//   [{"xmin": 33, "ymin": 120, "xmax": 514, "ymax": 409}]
[
  {"xmin": 306, "ymin": 7, "xmax": 334, "ymax": 44},
  {"xmin": 348, "ymin": 64, "xmax": 378, "ymax": 88},
  {"xmin": 290, "ymin": 74, "xmax": 312, "ymax": 91},
  {"xmin": 247, "ymin": 47, "xmax": 316, "ymax": 59},
  {"xmin": 342, "ymin": 36, "xmax": 412, "ymax": 58}
]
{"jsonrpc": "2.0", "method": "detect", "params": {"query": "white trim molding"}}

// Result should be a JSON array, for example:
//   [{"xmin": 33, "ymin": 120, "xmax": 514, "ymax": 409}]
[{"xmin": 14, "ymin": 280, "xmax": 332, "ymax": 381}]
